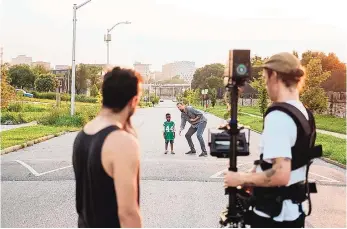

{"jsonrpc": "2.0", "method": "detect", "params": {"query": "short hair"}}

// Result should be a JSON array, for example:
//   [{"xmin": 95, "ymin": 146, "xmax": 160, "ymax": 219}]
[
  {"xmin": 264, "ymin": 67, "xmax": 305, "ymax": 89},
  {"xmin": 102, "ymin": 67, "xmax": 143, "ymax": 112},
  {"xmin": 166, "ymin": 113, "xmax": 171, "ymax": 116},
  {"xmin": 176, "ymin": 102, "xmax": 184, "ymax": 106}
]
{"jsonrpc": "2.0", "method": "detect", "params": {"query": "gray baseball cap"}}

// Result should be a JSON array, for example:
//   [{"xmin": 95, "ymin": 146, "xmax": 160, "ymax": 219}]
[{"xmin": 262, "ymin": 52, "xmax": 302, "ymax": 75}]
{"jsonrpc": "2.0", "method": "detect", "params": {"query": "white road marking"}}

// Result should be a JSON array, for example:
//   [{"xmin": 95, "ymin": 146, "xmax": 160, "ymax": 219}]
[
  {"xmin": 309, "ymin": 171, "xmax": 340, "ymax": 183},
  {"xmin": 14, "ymin": 160, "xmax": 39, "ymax": 176},
  {"xmin": 14, "ymin": 160, "xmax": 72, "ymax": 177},
  {"xmin": 210, "ymin": 164, "xmax": 341, "ymax": 183},
  {"xmin": 209, "ymin": 162, "xmax": 254, "ymax": 178},
  {"xmin": 37, "ymin": 165, "xmax": 73, "ymax": 177}
]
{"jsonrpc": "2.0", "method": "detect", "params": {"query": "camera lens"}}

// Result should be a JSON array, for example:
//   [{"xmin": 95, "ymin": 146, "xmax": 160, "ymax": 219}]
[{"xmin": 236, "ymin": 64, "xmax": 247, "ymax": 76}]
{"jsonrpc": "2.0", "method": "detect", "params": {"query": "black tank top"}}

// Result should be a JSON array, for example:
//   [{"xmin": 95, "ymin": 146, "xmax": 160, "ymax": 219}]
[{"xmin": 72, "ymin": 125, "xmax": 140, "ymax": 228}]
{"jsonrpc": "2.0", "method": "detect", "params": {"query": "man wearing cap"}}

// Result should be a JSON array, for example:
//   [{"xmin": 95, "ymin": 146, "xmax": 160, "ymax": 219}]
[{"xmin": 224, "ymin": 52, "xmax": 319, "ymax": 227}]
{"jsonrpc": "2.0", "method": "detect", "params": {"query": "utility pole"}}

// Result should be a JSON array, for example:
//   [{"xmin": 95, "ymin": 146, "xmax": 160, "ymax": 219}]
[
  {"xmin": 104, "ymin": 21, "xmax": 131, "ymax": 65},
  {"xmin": 70, "ymin": 0, "xmax": 92, "ymax": 116},
  {"xmin": 0, "ymin": 47, "xmax": 3, "ymax": 77}
]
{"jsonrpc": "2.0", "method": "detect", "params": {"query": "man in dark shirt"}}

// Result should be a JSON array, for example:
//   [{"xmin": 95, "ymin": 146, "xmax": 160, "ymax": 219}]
[
  {"xmin": 73, "ymin": 67, "xmax": 142, "ymax": 228},
  {"xmin": 177, "ymin": 102, "xmax": 208, "ymax": 157}
]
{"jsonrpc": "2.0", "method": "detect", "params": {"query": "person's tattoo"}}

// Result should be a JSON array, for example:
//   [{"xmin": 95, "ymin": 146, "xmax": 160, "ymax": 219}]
[{"xmin": 265, "ymin": 168, "xmax": 276, "ymax": 178}]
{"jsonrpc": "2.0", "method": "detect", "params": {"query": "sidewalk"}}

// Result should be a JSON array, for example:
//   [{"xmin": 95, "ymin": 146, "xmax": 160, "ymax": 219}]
[
  {"xmin": 0, "ymin": 121, "xmax": 38, "ymax": 132},
  {"xmin": 239, "ymin": 112, "xmax": 346, "ymax": 139}
]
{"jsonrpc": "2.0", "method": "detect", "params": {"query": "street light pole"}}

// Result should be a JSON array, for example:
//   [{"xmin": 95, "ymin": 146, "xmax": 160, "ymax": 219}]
[
  {"xmin": 71, "ymin": 0, "xmax": 91, "ymax": 116},
  {"xmin": 104, "ymin": 21, "xmax": 131, "ymax": 66}
]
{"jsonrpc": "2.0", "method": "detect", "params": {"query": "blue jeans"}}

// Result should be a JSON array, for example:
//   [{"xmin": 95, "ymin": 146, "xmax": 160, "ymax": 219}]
[{"xmin": 185, "ymin": 121, "xmax": 207, "ymax": 153}]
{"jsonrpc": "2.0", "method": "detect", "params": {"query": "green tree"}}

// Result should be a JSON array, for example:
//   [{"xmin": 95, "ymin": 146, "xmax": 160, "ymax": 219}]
[
  {"xmin": 301, "ymin": 58, "xmax": 330, "ymax": 113},
  {"xmin": 301, "ymin": 50, "xmax": 325, "ymax": 67},
  {"xmin": 76, "ymin": 64, "xmax": 90, "ymax": 94},
  {"xmin": 8, "ymin": 64, "xmax": 36, "ymax": 89},
  {"xmin": 207, "ymin": 76, "xmax": 223, "ymax": 90},
  {"xmin": 191, "ymin": 63, "xmax": 224, "ymax": 89},
  {"xmin": 292, "ymin": 50, "xmax": 299, "ymax": 58},
  {"xmin": 34, "ymin": 74, "xmax": 58, "ymax": 92},
  {"xmin": 31, "ymin": 65, "xmax": 49, "ymax": 77},
  {"xmin": 250, "ymin": 73, "xmax": 269, "ymax": 115},
  {"xmin": 1, "ymin": 63, "xmax": 15, "ymax": 108},
  {"xmin": 251, "ymin": 55, "xmax": 264, "ymax": 66},
  {"xmin": 161, "ymin": 75, "xmax": 186, "ymax": 84},
  {"xmin": 301, "ymin": 51, "xmax": 346, "ymax": 92},
  {"xmin": 209, "ymin": 88, "xmax": 217, "ymax": 107},
  {"xmin": 149, "ymin": 94, "xmax": 160, "ymax": 104},
  {"xmin": 90, "ymin": 84, "xmax": 99, "ymax": 97},
  {"xmin": 251, "ymin": 56, "xmax": 265, "ymax": 82},
  {"xmin": 182, "ymin": 89, "xmax": 197, "ymax": 105},
  {"xmin": 88, "ymin": 65, "xmax": 103, "ymax": 89}
]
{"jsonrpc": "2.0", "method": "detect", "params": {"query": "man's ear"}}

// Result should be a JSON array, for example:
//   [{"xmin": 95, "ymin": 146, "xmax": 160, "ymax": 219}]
[{"xmin": 130, "ymin": 95, "xmax": 139, "ymax": 108}]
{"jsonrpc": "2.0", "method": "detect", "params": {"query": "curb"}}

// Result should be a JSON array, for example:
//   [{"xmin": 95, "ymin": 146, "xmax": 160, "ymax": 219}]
[
  {"xmin": 205, "ymin": 111, "xmax": 346, "ymax": 170},
  {"xmin": 320, "ymin": 157, "xmax": 346, "ymax": 169},
  {"xmin": 1, "ymin": 131, "xmax": 68, "ymax": 155}
]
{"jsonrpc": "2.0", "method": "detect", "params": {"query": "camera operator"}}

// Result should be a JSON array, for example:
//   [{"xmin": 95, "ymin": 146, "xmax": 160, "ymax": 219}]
[
  {"xmin": 73, "ymin": 67, "xmax": 143, "ymax": 228},
  {"xmin": 224, "ymin": 52, "xmax": 314, "ymax": 228}
]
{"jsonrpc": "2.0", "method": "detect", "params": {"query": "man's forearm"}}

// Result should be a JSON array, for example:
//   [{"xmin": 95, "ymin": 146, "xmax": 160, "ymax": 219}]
[
  {"xmin": 240, "ymin": 162, "xmax": 288, "ymax": 187},
  {"xmin": 191, "ymin": 115, "xmax": 200, "ymax": 122},
  {"xmin": 180, "ymin": 118, "xmax": 186, "ymax": 130}
]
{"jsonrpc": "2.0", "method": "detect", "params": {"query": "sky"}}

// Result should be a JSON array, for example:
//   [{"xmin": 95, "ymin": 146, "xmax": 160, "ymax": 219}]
[{"xmin": 0, "ymin": 0, "xmax": 346, "ymax": 71}]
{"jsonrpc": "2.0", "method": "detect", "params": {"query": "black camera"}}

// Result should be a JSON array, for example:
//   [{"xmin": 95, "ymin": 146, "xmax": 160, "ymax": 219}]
[
  {"xmin": 208, "ymin": 125, "xmax": 251, "ymax": 158},
  {"xmin": 208, "ymin": 49, "xmax": 252, "ymax": 227},
  {"xmin": 224, "ymin": 49, "xmax": 251, "ymax": 87}
]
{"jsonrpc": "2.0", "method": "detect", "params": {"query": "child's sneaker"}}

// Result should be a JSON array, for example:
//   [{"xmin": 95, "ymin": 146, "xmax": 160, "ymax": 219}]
[{"xmin": 171, "ymin": 151, "xmax": 175, "ymax": 154}]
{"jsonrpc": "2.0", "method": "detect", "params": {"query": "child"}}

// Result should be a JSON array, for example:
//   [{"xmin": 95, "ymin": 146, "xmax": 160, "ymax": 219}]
[{"xmin": 163, "ymin": 113, "xmax": 175, "ymax": 154}]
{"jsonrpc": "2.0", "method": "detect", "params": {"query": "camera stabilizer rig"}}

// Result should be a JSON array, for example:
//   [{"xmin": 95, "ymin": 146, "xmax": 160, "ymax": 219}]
[{"xmin": 208, "ymin": 50, "xmax": 252, "ymax": 228}]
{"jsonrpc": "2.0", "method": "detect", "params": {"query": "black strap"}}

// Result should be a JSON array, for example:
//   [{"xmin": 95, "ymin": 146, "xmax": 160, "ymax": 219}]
[
  {"xmin": 264, "ymin": 102, "xmax": 312, "ymax": 137},
  {"xmin": 260, "ymin": 103, "xmax": 319, "ymax": 217}
]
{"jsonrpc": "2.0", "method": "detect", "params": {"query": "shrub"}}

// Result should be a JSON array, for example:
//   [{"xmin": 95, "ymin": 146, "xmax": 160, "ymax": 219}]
[
  {"xmin": 32, "ymin": 92, "xmax": 97, "ymax": 103},
  {"xmin": 1, "ymin": 112, "xmax": 49, "ymax": 124},
  {"xmin": 7, "ymin": 103, "xmax": 23, "ymax": 112},
  {"xmin": 90, "ymin": 84, "xmax": 99, "ymax": 97},
  {"xmin": 34, "ymin": 74, "xmax": 57, "ymax": 92}
]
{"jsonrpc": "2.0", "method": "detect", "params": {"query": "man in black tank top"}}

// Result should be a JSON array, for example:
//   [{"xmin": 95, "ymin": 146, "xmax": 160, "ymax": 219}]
[{"xmin": 72, "ymin": 67, "xmax": 143, "ymax": 228}]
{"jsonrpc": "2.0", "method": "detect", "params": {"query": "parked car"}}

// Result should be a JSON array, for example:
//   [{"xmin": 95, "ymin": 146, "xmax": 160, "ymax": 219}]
[
  {"xmin": 172, "ymin": 99, "xmax": 177, "ymax": 102},
  {"xmin": 160, "ymin": 99, "xmax": 164, "ymax": 102},
  {"xmin": 16, "ymin": 89, "xmax": 34, "ymax": 98}
]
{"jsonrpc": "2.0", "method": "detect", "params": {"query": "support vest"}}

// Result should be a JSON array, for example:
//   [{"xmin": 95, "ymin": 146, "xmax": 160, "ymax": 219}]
[{"xmin": 251, "ymin": 102, "xmax": 323, "ymax": 218}]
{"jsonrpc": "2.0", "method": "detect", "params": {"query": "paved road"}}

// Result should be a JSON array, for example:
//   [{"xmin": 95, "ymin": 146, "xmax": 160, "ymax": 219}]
[{"xmin": 1, "ymin": 100, "xmax": 346, "ymax": 228}]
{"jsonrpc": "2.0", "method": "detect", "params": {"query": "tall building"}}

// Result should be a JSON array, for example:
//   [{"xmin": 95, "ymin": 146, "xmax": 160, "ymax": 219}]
[
  {"xmin": 162, "ymin": 61, "xmax": 195, "ymax": 83},
  {"xmin": 134, "ymin": 62, "xmax": 151, "ymax": 80},
  {"xmin": 55, "ymin": 65, "xmax": 70, "ymax": 70},
  {"xmin": 162, "ymin": 63, "xmax": 173, "ymax": 80},
  {"xmin": 32, "ymin": 61, "xmax": 51, "ymax": 70},
  {"xmin": 11, "ymin": 55, "xmax": 32, "ymax": 66},
  {"xmin": 153, "ymin": 71, "xmax": 164, "ymax": 81}
]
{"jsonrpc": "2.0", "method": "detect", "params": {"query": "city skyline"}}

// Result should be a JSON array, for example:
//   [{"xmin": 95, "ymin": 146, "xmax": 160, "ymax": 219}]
[{"xmin": 1, "ymin": 0, "xmax": 346, "ymax": 71}]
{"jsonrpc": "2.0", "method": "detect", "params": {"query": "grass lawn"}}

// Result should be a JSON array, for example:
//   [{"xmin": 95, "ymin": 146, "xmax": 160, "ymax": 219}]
[
  {"xmin": 315, "ymin": 134, "xmax": 346, "ymax": 164},
  {"xmin": 216, "ymin": 105, "xmax": 346, "ymax": 134},
  {"xmin": 203, "ymin": 105, "xmax": 346, "ymax": 165},
  {"xmin": 0, "ymin": 125, "xmax": 79, "ymax": 150}
]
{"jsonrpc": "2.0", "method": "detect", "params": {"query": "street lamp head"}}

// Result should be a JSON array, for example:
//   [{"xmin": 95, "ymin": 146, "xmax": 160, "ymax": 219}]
[{"xmin": 125, "ymin": 21, "xmax": 131, "ymax": 24}]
